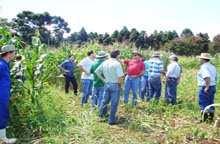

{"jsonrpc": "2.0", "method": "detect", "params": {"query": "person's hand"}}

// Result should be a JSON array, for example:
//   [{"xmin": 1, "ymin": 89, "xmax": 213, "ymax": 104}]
[
  {"xmin": 120, "ymin": 85, "xmax": 124, "ymax": 90},
  {"xmin": 131, "ymin": 75, "xmax": 138, "ymax": 79},
  {"xmin": 177, "ymin": 81, "xmax": 180, "ymax": 85},
  {"xmin": 65, "ymin": 70, "xmax": 70, "ymax": 72},
  {"xmin": 163, "ymin": 78, "xmax": 167, "ymax": 84},
  {"xmin": 85, "ymin": 71, "xmax": 91, "ymax": 76},
  {"xmin": 204, "ymin": 87, "xmax": 209, "ymax": 93}
]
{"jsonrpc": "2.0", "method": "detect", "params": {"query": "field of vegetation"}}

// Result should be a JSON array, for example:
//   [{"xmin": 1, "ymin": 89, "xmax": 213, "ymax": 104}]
[{"xmin": 1, "ymin": 28, "xmax": 220, "ymax": 143}]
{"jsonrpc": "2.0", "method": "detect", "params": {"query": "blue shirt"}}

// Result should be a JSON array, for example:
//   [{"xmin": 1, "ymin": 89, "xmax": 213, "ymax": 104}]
[
  {"xmin": 197, "ymin": 62, "xmax": 217, "ymax": 86},
  {"xmin": 143, "ymin": 60, "xmax": 149, "ymax": 76},
  {"xmin": 148, "ymin": 58, "xmax": 164, "ymax": 76},
  {"xmin": 166, "ymin": 62, "xmax": 181, "ymax": 78},
  {"xmin": 60, "ymin": 60, "xmax": 75, "ymax": 77},
  {"xmin": 0, "ymin": 58, "xmax": 11, "ymax": 102}
]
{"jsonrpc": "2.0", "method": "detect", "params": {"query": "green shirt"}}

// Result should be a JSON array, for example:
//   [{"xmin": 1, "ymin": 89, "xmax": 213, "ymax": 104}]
[
  {"xmin": 95, "ymin": 58, "xmax": 124, "ymax": 83},
  {"xmin": 90, "ymin": 60, "xmax": 105, "ymax": 87}
]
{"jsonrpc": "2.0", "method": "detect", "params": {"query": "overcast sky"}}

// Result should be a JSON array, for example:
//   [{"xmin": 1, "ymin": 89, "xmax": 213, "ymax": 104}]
[{"xmin": 1, "ymin": 0, "xmax": 220, "ymax": 40}]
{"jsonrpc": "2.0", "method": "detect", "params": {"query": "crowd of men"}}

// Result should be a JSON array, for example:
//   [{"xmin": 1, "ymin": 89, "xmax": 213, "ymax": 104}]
[{"xmin": 0, "ymin": 45, "xmax": 217, "ymax": 143}]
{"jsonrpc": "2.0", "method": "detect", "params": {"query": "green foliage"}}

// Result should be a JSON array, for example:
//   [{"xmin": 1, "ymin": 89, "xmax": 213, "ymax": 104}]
[{"xmin": 209, "ymin": 34, "xmax": 220, "ymax": 55}]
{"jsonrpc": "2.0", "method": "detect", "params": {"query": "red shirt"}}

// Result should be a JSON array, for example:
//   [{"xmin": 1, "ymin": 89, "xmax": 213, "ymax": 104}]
[{"xmin": 124, "ymin": 60, "xmax": 146, "ymax": 75}]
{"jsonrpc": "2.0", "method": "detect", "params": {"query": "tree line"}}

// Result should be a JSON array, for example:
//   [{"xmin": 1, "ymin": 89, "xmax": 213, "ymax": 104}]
[{"xmin": 0, "ymin": 10, "xmax": 220, "ymax": 55}]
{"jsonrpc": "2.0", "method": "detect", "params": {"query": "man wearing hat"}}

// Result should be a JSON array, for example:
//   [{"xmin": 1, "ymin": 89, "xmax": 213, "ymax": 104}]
[
  {"xmin": 0, "ymin": 45, "xmax": 17, "ymax": 143},
  {"xmin": 196, "ymin": 53, "xmax": 217, "ymax": 123},
  {"xmin": 89, "ymin": 51, "xmax": 108, "ymax": 109},
  {"xmin": 120, "ymin": 51, "xmax": 146, "ymax": 106},
  {"xmin": 148, "ymin": 52, "xmax": 166, "ymax": 101},
  {"xmin": 163, "ymin": 55, "xmax": 181, "ymax": 105}
]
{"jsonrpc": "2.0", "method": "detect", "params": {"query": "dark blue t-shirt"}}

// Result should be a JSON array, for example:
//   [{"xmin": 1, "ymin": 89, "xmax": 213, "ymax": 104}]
[
  {"xmin": 0, "ymin": 58, "xmax": 11, "ymax": 102},
  {"xmin": 60, "ymin": 60, "xmax": 75, "ymax": 77}
]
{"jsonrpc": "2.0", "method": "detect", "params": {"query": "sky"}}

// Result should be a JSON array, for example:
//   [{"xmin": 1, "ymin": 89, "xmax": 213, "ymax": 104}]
[{"xmin": 1, "ymin": 0, "xmax": 220, "ymax": 40}]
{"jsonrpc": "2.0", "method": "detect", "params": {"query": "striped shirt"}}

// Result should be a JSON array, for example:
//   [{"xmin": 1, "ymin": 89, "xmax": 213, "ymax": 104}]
[{"xmin": 148, "ymin": 58, "xmax": 164, "ymax": 77}]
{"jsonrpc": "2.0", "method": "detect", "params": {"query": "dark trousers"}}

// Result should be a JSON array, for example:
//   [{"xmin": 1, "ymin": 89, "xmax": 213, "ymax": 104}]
[
  {"xmin": 0, "ymin": 101, "xmax": 9, "ymax": 129},
  {"xmin": 65, "ymin": 76, "xmax": 78, "ymax": 94}
]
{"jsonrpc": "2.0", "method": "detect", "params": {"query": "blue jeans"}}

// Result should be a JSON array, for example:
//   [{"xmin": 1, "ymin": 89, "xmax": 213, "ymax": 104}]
[
  {"xmin": 81, "ymin": 79, "xmax": 93, "ymax": 105},
  {"xmin": 148, "ymin": 77, "xmax": 161, "ymax": 101},
  {"xmin": 140, "ymin": 76, "xmax": 149, "ymax": 100},
  {"xmin": 165, "ymin": 77, "xmax": 178, "ymax": 105},
  {"xmin": 198, "ymin": 86, "xmax": 216, "ymax": 113},
  {"xmin": 91, "ymin": 87, "xmax": 104, "ymax": 108},
  {"xmin": 99, "ymin": 83, "xmax": 121, "ymax": 124},
  {"xmin": 0, "ymin": 101, "xmax": 9, "ymax": 129},
  {"xmin": 124, "ymin": 75, "xmax": 140, "ymax": 106}
]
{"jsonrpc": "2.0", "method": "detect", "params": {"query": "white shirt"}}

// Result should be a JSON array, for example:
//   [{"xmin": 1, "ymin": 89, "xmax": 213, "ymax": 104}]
[
  {"xmin": 166, "ymin": 62, "xmax": 181, "ymax": 78},
  {"xmin": 78, "ymin": 57, "xmax": 96, "ymax": 80}
]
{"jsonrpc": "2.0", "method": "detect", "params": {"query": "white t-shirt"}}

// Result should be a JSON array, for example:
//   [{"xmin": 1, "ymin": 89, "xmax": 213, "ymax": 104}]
[{"xmin": 78, "ymin": 57, "xmax": 96, "ymax": 80}]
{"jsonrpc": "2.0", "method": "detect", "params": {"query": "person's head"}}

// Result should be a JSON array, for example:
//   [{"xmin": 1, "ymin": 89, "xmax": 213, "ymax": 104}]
[
  {"xmin": 96, "ymin": 51, "xmax": 108, "ymax": 60},
  {"xmin": 69, "ymin": 54, "xmax": 74, "ymax": 62},
  {"xmin": 131, "ymin": 51, "xmax": 142, "ymax": 60},
  {"xmin": 88, "ymin": 50, "xmax": 96, "ymax": 59},
  {"xmin": 152, "ymin": 52, "xmax": 161, "ymax": 58},
  {"xmin": 141, "ymin": 56, "xmax": 146, "ymax": 62},
  {"xmin": 16, "ymin": 56, "xmax": 22, "ymax": 61},
  {"xmin": 110, "ymin": 50, "xmax": 120, "ymax": 59},
  {"xmin": 198, "ymin": 53, "xmax": 212, "ymax": 64},
  {"xmin": 168, "ymin": 55, "xmax": 177, "ymax": 63},
  {"xmin": 1, "ymin": 45, "xmax": 16, "ymax": 61}
]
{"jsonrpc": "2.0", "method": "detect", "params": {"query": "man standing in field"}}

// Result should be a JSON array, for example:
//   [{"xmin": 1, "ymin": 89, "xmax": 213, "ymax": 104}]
[
  {"xmin": 163, "ymin": 55, "xmax": 181, "ymax": 105},
  {"xmin": 148, "ymin": 52, "xmax": 166, "ymax": 101},
  {"xmin": 89, "ymin": 51, "xmax": 108, "ymax": 109},
  {"xmin": 60, "ymin": 55, "xmax": 78, "ymax": 95},
  {"xmin": 196, "ymin": 53, "xmax": 217, "ymax": 123},
  {"xmin": 140, "ymin": 56, "xmax": 150, "ymax": 101},
  {"xmin": 95, "ymin": 50, "xmax": 124, "ymax": 125},
  {"xmin": 120, "ymin": 51, "xmax": 145, "ymax": 106},
  {"xmin": 0, "ymin": 45, "xmax": 17, "ymax": 143},
  {"xmin": 78, "ymin": 50, "xmax": 96, "ymax": 105}
]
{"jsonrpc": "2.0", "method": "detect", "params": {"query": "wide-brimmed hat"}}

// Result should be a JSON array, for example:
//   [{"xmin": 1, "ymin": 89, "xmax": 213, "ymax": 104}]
[
  {"xmin": 153, "ymin": 52, "xmax": 162, "ymax": 57},
  {"xmin": 197, "ymin": 53, "xmax": 212, "ymax": 59},
  {"xmin": 169, "ymin": 55, "xmax": 177, "ymax": 59},
  {"xmin": 0, "ymin": 45, "xmax": 16, "ymax": 54},
  {"xmin": 96, "ymin": 51, "xmax": 108, "ymax": 58},
  {"xmin": 131, "ymin": 51, "xmax": 142, "ymax": 57}
]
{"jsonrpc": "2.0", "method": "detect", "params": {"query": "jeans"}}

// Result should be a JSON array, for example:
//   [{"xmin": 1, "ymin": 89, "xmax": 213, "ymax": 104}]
[
  {"xmin": 65, "ymin": 76, "xmax": 78, "ymax": 94},
  {"xmin": 81, "ymin": 79, "xmax": 93, "ymax": 105},
  {"xmin": 91, "ymin": 87, "xmax": 104, "ymax": 108},
  {"xmin": 165, "ymin": 77, "xmax": 178, "ymax": 105},
  {"xmin": 140, "ymin": 76, "xmax": 149, "ymax": 100},
  {"xmin": 148, "ymin": 76, "xmax": 161, "ymax": 101},
  {"xmin": 99, "ymin": 83, "xmax": 121, "ymax": 124},
  {"xmin": 124, "ymin": 75, "xmax": 140, "ymax": 106},
  {"xmin": 0, "ymin": 101, "xmax": 9, "ymax": 129},
  {"xmin": 198, "ymin": 86, "xmax": 216, "ymax": 113}
]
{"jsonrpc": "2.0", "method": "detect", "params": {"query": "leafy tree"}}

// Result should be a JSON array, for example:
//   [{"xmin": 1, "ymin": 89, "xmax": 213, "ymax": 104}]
[
  {"xmin": 129, "ymin": 28, "xmax": 139, "ymax": 43},
  {"xmin": 208, "ymin": 34, "xmax": 220, "ymax": 55},
  {"xmin": 12, "ymin": 11, "xmax": 70, "ymax": 47},
  {"xmin": 120, "ymin": 26, "xmax": 130, "ymax": 42},
  {"xmin": 78, "ymin": 27, "xmax": 87, "ymax": 42},
  {"xmin": 103, "ymin": 33, "xmax": 112, "ymax": 45},
  {"xmin": 181, "ymin": 28, "xmax": 193, "ymax": 37},
  {"xmin": 111, "ymin": 30, "xmax": 121, "ymax": 42}
]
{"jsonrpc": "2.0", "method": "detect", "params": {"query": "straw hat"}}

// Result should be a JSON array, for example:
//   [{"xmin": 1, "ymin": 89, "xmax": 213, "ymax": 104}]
[
  {"xmin": 131, "ymin": 51, "xmax": 142, "ymax": 57},
  {"xmin": 0, "ymin": 45, "xmax": 16, "ymax": 54},
  {"xmin": 153, "ymin": 52, "xmax": 162, "ymax": 57},
  {"xmin": 197, "ymin": 53, "xmax": 212, "ymax": 59},
  {"xmin": 168, "ymin": 55, "xmax": 177, "ymax": 59},
  {"xmin": 96, "ymin": 51, "xmax": 108, "ymax": 58}
]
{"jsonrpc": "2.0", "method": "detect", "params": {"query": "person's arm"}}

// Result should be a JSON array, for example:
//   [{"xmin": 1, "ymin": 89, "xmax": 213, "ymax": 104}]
[
  {"xmin": 59, "ymin": 66, "xmax": 70, "ymax": 73},
  {"xmin": 160, "ymin": 70, "xmax": 166, "ymax": 76},
  {"xmin": 96, "ymin": 73, "xmax": 105, "ymax": 83},
  {"xmin": 78, "ymin": 65, "xmax": 90, "ymax": 76},
  {"xmin": 204, "ymin": 77, "xmax": 210, "ymax": 93},
  {"xmin": 118, "ymin": 76, "xmax": 124, "ymax": 89}
]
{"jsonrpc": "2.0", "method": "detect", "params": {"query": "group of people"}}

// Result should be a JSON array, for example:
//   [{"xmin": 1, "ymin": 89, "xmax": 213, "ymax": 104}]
[
  {"xmin": 0, "ymin": 45, "xmax": 217, "ymax": 143},
  {"xmin": 60, "ymin": 49, "xmax": 217, "ymax": 125}
]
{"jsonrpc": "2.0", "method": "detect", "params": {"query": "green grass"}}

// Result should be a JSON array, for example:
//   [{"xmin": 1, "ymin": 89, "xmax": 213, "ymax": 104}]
[{"xmin": 12, "ymin": 69, "xmax": 220, "ymax": 143}]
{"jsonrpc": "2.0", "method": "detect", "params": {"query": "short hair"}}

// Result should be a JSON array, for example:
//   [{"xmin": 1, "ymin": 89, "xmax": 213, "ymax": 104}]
[
  {"xmin": 173, "ymin": 57, "xmax": 178, "ymax": 62},
  {"xmin": 141, "ymin": 56, "xmax": 146, "ymax": 61},
  {"xmin": 110, "ymin": 50, "xmax": 120, "ymax": 58},
  {"xmin": 204, "ymin": 59, "xmax": 210, "ymax": 62},
  {"xmin": 69, "ymin": 54, "xmax": 74, "ymax": 58},
  {"xmin": 87, "ymin": 50, "xmax": 94, "ymax": 56},
  {"xmin": 1, "ymin": 51, "xmax": 14, "ymax": 58},
  {"xmin": 16, "ymin": 56, "xmax": 22, "ymax": 61}
]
